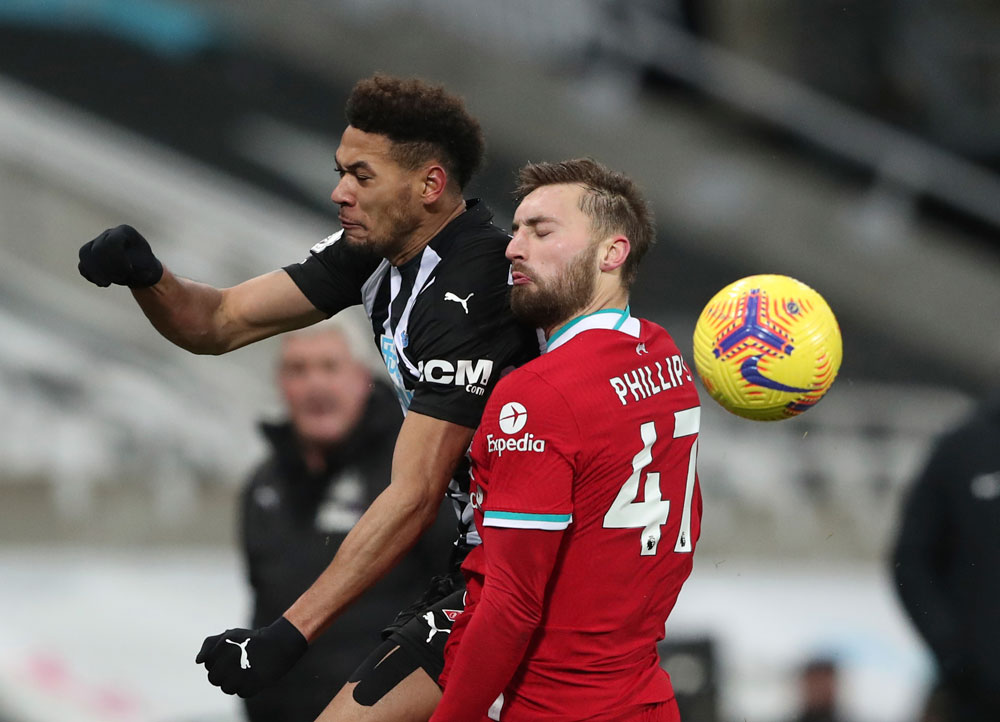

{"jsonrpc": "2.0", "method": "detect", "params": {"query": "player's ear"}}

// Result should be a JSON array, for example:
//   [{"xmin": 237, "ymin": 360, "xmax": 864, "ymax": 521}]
[
  {"xmin": 421, "ymin": 164, "xmax": 449, "ymax": 204},
  {"xmin": 600, "ymin": 235, "xmax": 630, "ymax": 273}
]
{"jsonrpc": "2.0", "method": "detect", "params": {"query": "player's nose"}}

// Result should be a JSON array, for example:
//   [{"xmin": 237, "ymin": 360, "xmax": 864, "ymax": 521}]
[
  {"xmin": 330, "ymin": 177, "xmax": 353, "ymax": 206},
  {"xmin": 505, "ymin": 232, "xmax": 526, "ymax": 262}
]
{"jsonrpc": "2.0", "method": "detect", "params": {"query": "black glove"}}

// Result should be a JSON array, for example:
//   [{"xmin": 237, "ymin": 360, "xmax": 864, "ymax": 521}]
[
  {"xmin": 78, "ymin": 224, "xmax": 164, "ymax": 288},
  {"xmin": 381, "ymin": 572, "xmax": 460, "ymax": 639},
  {"xmin": 195, "ymin": 617, "xmax": 308, "ymax": 698}
]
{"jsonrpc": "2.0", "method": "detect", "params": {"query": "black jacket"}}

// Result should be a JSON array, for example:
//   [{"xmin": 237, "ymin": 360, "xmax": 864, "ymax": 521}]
[
  {"xmin": 240, "ymin": 380, "xmax": 454, "ymax": 722},
  {"xmin": 892, "ymin": 389, "xmax": 1000, "ymax": 719}
]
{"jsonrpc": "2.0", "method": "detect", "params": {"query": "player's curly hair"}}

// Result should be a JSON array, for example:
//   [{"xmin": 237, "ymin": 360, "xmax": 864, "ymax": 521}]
[
  {"xmin": 516, "ymin": 158, "xmax": 655, "ymax": 289},
  {"xmin": 346, "ymin": 74, "xmax": 485, "ymax": 190}
]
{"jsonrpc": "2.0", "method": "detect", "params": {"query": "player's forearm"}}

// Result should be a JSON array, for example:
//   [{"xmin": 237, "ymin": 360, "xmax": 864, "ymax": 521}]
[
  {"xmin": 131, "ymin": 269, "xmax": 235, "ymax": 354},
  {"xmin": 285, "ymin": 413, "xmax": 472, "ymax": 641},
  {"xmin": 433, "ymin": 528, "xmax": 562, "ymax": 721},
  {"xmin": 284, "ymin": 483, "xmax": 441, "ymax": 641}
]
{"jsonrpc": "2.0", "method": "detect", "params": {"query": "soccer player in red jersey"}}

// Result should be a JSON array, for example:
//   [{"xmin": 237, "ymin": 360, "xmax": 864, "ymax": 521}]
[{"xmin": 430, "ymin": 159, "xmax": 702, "ymax": 722}]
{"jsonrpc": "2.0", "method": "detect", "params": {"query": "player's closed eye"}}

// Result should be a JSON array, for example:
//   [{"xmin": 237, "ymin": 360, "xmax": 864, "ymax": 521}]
[{"xmin": 335, "ymin": 165, "xmax": 372, "ymax": 182}]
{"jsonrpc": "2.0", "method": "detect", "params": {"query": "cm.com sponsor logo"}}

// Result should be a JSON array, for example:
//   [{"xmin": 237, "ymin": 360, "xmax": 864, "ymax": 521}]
[{"xmin": 486, "ymin": 433, "xmax": 546, "ymax": 457}]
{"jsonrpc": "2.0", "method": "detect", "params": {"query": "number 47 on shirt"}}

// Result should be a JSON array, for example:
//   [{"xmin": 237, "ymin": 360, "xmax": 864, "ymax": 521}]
[{"xmin": 603, "ymin": 407, "xmax": 700, "ymax": 556}]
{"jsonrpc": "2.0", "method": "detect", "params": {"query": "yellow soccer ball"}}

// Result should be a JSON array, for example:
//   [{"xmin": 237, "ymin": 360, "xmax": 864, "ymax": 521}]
[{"xmin": 692, "ymin": 275, "xmax": 842, "ymax": 421}]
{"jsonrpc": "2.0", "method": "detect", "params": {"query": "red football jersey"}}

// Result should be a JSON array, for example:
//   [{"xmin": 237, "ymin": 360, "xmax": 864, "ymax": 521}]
[{"xmin": 437, "ymin": 310, "xmax": 702, "ymax": 722}]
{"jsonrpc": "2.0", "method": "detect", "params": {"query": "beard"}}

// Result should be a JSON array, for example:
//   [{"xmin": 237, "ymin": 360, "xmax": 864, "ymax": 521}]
[
  {"xmin": 510, "ymin": 243, "xmax": 599, "ymax": 330},
  {"xmin": 342, "ymin": 185, "xmax": 422, "ymax": 257}
]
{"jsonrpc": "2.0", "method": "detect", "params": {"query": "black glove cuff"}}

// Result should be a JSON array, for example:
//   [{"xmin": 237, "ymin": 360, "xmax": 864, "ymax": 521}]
[
  {"xmin": 267, "ymin": 617, "xmax": 309, "ymax": 657},
  {"xmin": 125, "ymin": 255, "xmax": 163, "ymax": 288}
]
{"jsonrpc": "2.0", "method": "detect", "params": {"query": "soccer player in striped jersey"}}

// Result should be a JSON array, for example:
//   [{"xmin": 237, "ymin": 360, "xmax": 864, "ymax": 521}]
[
  {"xmin": 431, "ymin": 159, "xmax": 702, "ymax": 722},
  {"xmin": 77, "ymin": 75, "xmax": 539, "ymax": 720}
]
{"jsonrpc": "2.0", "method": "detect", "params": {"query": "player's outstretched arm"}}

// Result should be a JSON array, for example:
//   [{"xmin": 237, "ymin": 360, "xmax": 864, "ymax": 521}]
[
  {"xmin": 285, "ymin": 411, "xmax": 474, "ymax": 638},
  {"xmin": 133, "ymin": 267, "xmax": 324, "ymax": 354},
  {"xmin": 79, "ymin": 225, "xmax": 325, "ymax": 353},
  {"xmin": 196, "ymin": 411, "xmax": 474, "ymax": 697}
]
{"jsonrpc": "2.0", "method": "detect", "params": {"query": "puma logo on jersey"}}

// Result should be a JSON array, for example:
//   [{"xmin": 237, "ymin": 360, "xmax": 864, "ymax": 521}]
[
  {"xmin": 423, "ymin": 611, "xmax": 452, "ymax": 643},
  {"xmin": 444, "ymin": 291, "xmax": 474, "ymax": 313},
  {"xmin": 226, "ymin": 639, "xmax": 252, "ymax": 669},
  {"xmin": 635, "ymin": 343, "xmax": 648, "ymax": 355}
]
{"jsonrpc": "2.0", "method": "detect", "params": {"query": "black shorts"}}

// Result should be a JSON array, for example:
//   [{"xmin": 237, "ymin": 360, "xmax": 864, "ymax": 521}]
[
  {"xmin": 348, "ymin": 573, "xmax": 467, "ymax": 706},
  {"xmin": 389, "ymin": 587, "xmax": 466, "ymax": 681}
]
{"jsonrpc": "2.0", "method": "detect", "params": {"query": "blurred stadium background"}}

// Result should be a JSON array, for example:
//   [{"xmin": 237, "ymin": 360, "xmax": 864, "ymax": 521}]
[{"xmin": 1, "ymin": 1, "xmax": 999, "ymax": 720}]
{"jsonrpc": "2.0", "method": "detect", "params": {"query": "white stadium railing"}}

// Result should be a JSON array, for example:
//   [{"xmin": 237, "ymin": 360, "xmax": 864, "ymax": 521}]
[{"xmin": 0, "ymin": 75, "xmax": 377, "ymax": 509}]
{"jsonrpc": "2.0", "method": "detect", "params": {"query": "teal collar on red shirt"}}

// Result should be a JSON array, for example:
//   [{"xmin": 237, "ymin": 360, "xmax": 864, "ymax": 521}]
[{"xmin": 544, "ymin": 306, "xmax": 640, "ymax": 353}]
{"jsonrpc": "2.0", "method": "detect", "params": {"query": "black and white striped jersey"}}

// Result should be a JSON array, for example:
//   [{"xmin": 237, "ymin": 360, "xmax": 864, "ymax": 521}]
[{"xmin": 284, "ymin": 200, "xmax": 541, "ymax": 550}]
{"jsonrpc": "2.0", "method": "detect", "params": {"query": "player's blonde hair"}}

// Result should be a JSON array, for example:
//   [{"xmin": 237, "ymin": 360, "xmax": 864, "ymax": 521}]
[{"xmin": 516, "ymin": 158, "xmax": 655, "ymax": 289}]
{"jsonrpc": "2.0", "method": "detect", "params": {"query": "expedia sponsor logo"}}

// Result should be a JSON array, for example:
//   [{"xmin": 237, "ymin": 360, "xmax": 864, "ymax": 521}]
[
  {"xmin": 486, "ymin": 433, "xmax": 546, "ymax": 457},
  {"xmin": 418, "ymin": 359, "xmax": 494, "ymax": 396},
  {"xmin": 498, "ymin": 402, "xmax": 527, "ymax": 434}
]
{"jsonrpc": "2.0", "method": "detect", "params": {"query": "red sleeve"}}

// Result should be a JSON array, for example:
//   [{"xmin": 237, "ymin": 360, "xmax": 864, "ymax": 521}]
[{"xmin": 429, "ymin": 526, "xmax": 564, "ymax": 722}]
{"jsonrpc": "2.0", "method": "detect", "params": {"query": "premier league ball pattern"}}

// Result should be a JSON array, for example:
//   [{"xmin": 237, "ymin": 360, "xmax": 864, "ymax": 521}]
[{"xmin": 692, "ymin": 275, "xmax": 842, "ymax": 421}]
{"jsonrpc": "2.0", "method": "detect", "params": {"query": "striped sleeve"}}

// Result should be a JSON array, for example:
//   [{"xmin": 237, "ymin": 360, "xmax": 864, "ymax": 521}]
[{"xmin": 283, "ymin": 230, "xmax": 382, "ymax": 316}]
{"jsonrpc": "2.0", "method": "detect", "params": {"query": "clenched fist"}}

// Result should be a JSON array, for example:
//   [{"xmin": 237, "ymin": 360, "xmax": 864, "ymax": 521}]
[
  {"xmin": 78, "ymin": 224, "xmax": 163, "ymax": 288},
  {"xmin": 195, "ymin": 617, "xmax": 308, "ymax": 698}
]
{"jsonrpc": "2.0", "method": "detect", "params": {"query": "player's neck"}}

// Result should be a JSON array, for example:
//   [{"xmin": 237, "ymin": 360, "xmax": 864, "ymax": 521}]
[
  {"xmin": 544, "ymin": 285, "xmax": 630, "ymax": 340},
  {"xmin": 389, "ymin": 197, "xmax": 467, "ymax": 266}
]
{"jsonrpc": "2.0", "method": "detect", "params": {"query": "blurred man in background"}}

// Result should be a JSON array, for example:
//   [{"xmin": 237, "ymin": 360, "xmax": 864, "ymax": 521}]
[
  {"xmin": 892, "ymin": 389, "xmax": 1000, "ymax": 722},
  {"xmin": 240, "ymin": 324, "xmax": 451, "ymax": 722},
  {"xmin": 786, "ymin": 657, "xmax": 848, "ymax": 722}
]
